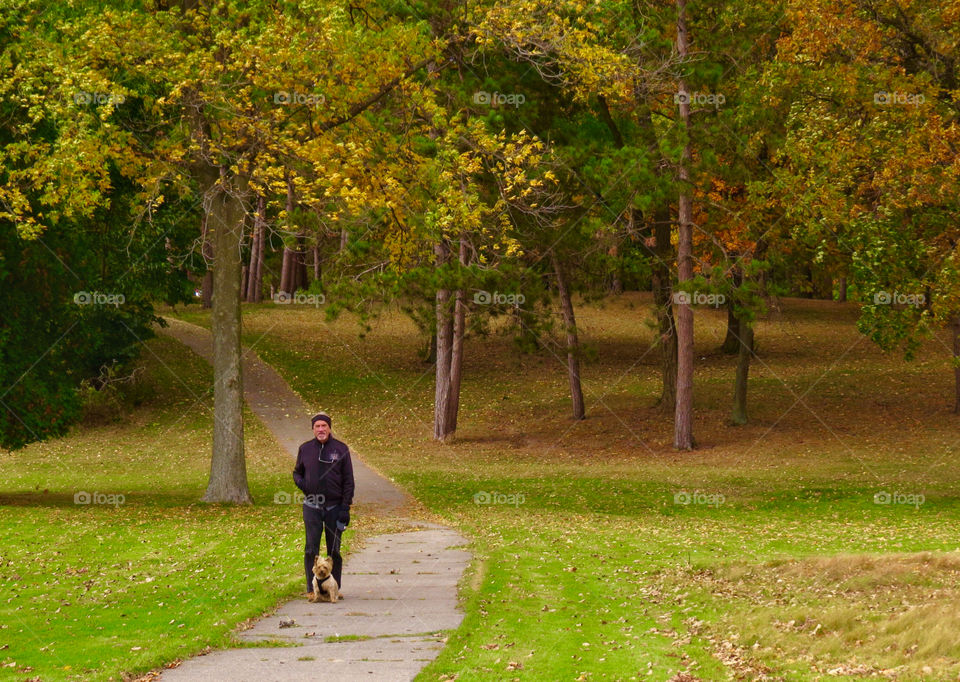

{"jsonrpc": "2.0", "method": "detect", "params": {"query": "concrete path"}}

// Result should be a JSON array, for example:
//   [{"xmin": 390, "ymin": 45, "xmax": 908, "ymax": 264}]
[{"xmin": 157, "ymin": 318, "xmax": 470, "ymax": 682}]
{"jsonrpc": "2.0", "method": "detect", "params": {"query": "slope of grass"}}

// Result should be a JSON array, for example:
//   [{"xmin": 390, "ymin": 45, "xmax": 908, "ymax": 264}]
[
  {"xmin": 167, "ymin": 294, "xmax": 960, "ymax": 680},
  {"xmin": 0, "ymin": 334, "xmax": 373, "ymax": 682},
  {"xmin": 169, "ymin": 296, "xmax": 960, "ymax": 678}
]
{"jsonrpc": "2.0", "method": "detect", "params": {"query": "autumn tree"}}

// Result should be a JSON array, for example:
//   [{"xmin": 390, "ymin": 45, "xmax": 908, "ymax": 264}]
[
  {"xmin": 43, "ymin": 0, "xmax": 440, "ymax": 500},
  {"xmin": 0, "ymin": 2, "xmax": 196, "ymax": 449},
  {"xmin": 771, "ymin": 0, "xmax": 960, "ymax": 409}
]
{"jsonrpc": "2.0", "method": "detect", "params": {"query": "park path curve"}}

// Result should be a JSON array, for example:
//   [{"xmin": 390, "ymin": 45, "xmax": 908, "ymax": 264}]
[{"xmin": 156, "ymin": 318, "xmax": 470, "ymax": 682}]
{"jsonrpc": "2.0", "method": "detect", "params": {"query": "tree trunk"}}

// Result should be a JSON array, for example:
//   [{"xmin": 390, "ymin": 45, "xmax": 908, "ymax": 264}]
[
  {"xmin": 953, "ymin": 315, "xmax": 960, "ymax": 414},
  {"xmin": 609, "ymin": 243, "xmax": 623, "ymax": 295},
  {"xmin": 720, "ymin": 301, "xmax": 738, "ymax": 353},
  {"xmin": 653, "ymin": 207, "xmax": 678, "ymax": 411},
  {"xmin": 423, "ymin": 332, "xmax": 437, "ymax": 364},
  {"xmin": 240, "ymin": 265, "xmax": 249, "ymax": 301},
  {"xmin": 279, "ymin": 246, "xmax": 296, "ymax": 295},
  {"xmin": 280, "ymin": 177, "xmax": 297, "ymax": 295},
  {"xmin": 204, "ymin": 170, "xmax": 252, "ymax": 504},
  {"xmin": 446, "ymin": 236, "xmax": 468, "ymax": 432},
  {"xmin": 313, "ymin": 245, "xmax": 321, "ymax": 282},
  {"xmin": 434, "ymin": 242, "xmax": 454, "ymax": 441},
  {"xmin": 630, "ymin": 122, "xmax": 676, "ymax": 410},
  {"xmin": 838, "ymin": 276, "xmax": 848, "ymax": 303},
  {"xmin": 295, "ymin": 232, "xmax": 308, "ymax": 290},
  {"xmin": 601, "ymin": 90, "xmax": 676, "ymax": 411},
  {"xmin": 254, "ymin": 201, "xmax": 265, "ymax": 302},
  {"xmin": 244, "ymin": 222, "xmax": 257, "ymax": 302},
  {"xmin": 552, "ymin": 249, "xmax": 585, "ymax": 420},
  {"xmin": 730, "ymin": 315, "xmax": 754, "ymax": 425},
  {"xmin": 674, "ymin": 0, "xmax": 695, "ymax": 450},
  {"xmin": 720, "ymin": 267, "xmax": 743, "ymax": 354},
  {"xmin": 246, "ymin": 195, "xmax": 265, "ymax": 303},
  {"xmin": 201, "ymin": 213, "xmax": 213, "ymax": 309},
  {"xmin": 201, "ymin": 273, "xmax": 213, "ymax": 308}
]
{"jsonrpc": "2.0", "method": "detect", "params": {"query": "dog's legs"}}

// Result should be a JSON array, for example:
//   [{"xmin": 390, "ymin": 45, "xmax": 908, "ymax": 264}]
[
  {"xmin": 320, "ymin": 577, "xmax": 340, "ymax": 602},
  {"xmin": 329, "ymin": 578, "xmax": 340, "ymax": 602},
  {"xmin": 304, "ymin": 552, "xmax": 317, "ymax": 593}
]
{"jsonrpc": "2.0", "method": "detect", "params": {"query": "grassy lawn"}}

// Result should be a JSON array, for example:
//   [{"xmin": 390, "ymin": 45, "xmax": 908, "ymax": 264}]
[
  {"xmin": 171, "ymin": 293, "xmax": 960, "ymax": 680},
  {"xmin": 0, "ymin": 334, "xmax": 390, "ymax": 681}
]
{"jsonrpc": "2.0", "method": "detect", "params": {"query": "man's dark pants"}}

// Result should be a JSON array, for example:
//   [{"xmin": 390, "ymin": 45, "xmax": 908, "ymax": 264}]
[{"xmin": 303, "ymin": 504, "xmax": 344, "ymax": 592}]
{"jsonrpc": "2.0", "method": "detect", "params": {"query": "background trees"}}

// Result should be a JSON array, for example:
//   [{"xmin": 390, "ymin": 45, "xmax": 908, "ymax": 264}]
[
  {"xmin": 2, "ymin": 0, "xmax": 957, "ymax": 480},
  {"xmin": 0, "ymin": 3, "xmax": 195, "ymax": 449},
  {"xmin": 770, "ymin": 0, "xmax": 960, "ymax": 408}
]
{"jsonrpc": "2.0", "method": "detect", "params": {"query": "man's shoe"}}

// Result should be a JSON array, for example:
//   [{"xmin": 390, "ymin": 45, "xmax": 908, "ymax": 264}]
[{"xmin": 301, "ymin": 591, "xmax": 315, "ymax": 599}]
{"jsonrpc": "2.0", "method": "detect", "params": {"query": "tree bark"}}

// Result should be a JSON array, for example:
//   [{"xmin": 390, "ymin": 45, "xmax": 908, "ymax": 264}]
[
  {"xmin": 244, "ymin": 224, "xmax": 257, "ymax": 302},
  {"xmin": 720, "ymin": 267, "xmax": 743, "ymax": 354},
  {"xmin": 609, "ymin": 243, "xmax": 623, "ymax": 295},
  {"xmin": 295, "ymin": 232, "xmax": 308, "ymax": 290},
  {"xmin": 246, "ymin": 195, "xmax": 265, "ymax": 302},
  {"xmin": 630, "ymin": 114, "xmax": 677, "ymax": 411},
  {"xmin": 204, "ymin": 169, "xmax": 252, "ymax": 504},
  {"xmin": 313, "ymin": 245, "xmax": 321, "ymax": 282},
  {"xmin": 279, "ymin": 246, "xmax": 296, "ymax": 295},
  {"xmin": 674, "ymin": 0, "xmax": 695, "ymax": 450},
  {"xmin": 201, "ymin": 213, "xmax": 213, "ymax": 308},
  {"xmin": 652, "ymin": 206, "xmax": 678, "ymax": 411},
  {"xmin": 254, "ymin": 198, "xmax": 265, "ymax": 302},
  {"xmin": 446, "ymin": 236, "xmax": 468, "ymax": 432},
  {"xmin": 279, "ymin": 177, "xmax": 297, "ymax": 295},
  {"xmin": 434, "ymin": 242, "xmax": 454, "ymax": 441},
  {"xmin": 551, "ymin": 249, "xmax": 585, "ymax": 420},
  {"xmin": 600, "ymin": 91, "xmax": 677, "ymax": 411},
  {"xmin": 838, "ymin": 276, "xmax": 848, "ymax": 303},
  {"xmin": 730, "ymin": 315, "xmax": 754, "ymax": 425},
  {"xmin": 423, "ymin": 332, "xmax": 437, "ymax": 364}
]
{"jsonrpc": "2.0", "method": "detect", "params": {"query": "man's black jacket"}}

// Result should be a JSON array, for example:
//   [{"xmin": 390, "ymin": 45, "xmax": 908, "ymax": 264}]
[{"xmin": 293, "ymin": 436, "xmax": 355, "ymax": 508}]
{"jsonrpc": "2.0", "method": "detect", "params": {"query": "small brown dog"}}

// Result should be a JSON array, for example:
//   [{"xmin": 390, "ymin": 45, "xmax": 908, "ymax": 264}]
[{"xmin": 308, "ymin": 555, "xmax": 340, "ymax": 603}]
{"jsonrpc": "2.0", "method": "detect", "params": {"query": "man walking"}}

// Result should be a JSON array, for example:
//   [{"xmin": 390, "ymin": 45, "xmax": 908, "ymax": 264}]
[{"xmin": 293, "ymin": 412, "xmax": 355, "ymax": 597}]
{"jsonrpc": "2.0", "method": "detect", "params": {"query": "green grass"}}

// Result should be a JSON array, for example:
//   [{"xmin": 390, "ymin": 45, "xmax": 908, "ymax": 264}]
[
  {"xmin": 0, "ymin": 334, "xmax": 364, "ymax": 681},
  {"xmin": 323, "ymin": 634, "xmax": 372, "ymax": 643},
  {"xmin": 165, "ymin": 294, "xmax": 960, "ymax": 680}
]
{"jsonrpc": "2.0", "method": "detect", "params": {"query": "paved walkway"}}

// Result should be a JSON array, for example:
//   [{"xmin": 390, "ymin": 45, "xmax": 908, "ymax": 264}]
[{"xmin": 157, "ymin": 318, "xmax": 469, "ymax": 681}]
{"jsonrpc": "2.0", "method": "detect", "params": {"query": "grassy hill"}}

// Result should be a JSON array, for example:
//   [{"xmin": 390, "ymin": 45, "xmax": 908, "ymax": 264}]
[
  {"xmin": 2, "ymin": 293, "xmax": 958, "ymax": 680},
  {"xmin": 175, "ymin": 293, "xmax": 960, "ymax": 680}
]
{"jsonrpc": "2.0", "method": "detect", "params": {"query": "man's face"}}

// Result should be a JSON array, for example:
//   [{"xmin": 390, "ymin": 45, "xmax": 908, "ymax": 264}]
[{"xmin": 313, "ymin": 419, "xmax": 330, "ymax": 442}]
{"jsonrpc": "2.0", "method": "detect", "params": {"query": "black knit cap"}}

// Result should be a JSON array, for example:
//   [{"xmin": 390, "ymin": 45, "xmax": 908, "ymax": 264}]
[{"xmin": 311, "ymin": 412, "xmax": 332, "ymax": 427}]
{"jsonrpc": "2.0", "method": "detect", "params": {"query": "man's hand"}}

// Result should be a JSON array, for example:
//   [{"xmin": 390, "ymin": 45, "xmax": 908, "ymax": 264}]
[{"xmin": 338, "ymin": 506, "xmax": 350, "ymax": 527}]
